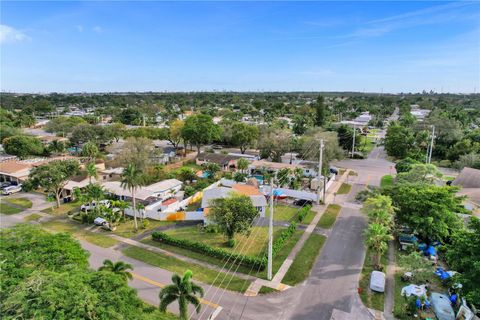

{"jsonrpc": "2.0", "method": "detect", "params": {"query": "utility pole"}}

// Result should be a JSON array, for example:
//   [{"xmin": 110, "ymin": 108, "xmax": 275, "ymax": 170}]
[
  {"xmin": 267, "ymin": 178, "xmax": 274, "ymax": 280},
  {"xmin": 317, "ymin": 139, "xmax": 324, "ymax": 205},
  {"xmin": 351, "ymin": 123, "xmax": 356, "ymax": 158},
  {"xmin": 428, "ymin": 125, "xmax": 435, "ymax": 164}
]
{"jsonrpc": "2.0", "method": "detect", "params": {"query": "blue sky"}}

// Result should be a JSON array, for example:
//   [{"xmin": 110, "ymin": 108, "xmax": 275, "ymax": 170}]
[{"xmin": 1, "ymin": 1, "xmax": 479, "ymax": 93}]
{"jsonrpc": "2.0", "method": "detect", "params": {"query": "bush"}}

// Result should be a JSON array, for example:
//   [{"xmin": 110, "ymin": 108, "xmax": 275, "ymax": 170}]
[
  {"xmin": 141, "ymin": 219, "xmax": 150, "ymax": 229},
  {"xmin": 271, "ymin": 222, "xmax": 297, "ymax": 257},
  {"xmin": 297, "ymin": 205, "xmax": 312, "ymax": 223},
  {"xmin": 227, "ymin": 239, "xmax": 236, "ymax": 248}
]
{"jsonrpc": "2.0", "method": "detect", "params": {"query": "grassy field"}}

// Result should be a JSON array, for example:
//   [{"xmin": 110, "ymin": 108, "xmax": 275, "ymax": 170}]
[
  {"xmin": 122, "ymin": 245, "xmax": 251, "ymax": 293},
  {"xmin": 316, "ymin": 204, "xmax": 341, "ymax": 229},
  {"xmin": 267, "ymin": 204, "xmax": 315, "ymax": 222},
  {"xmin": 163, "ymin": 225, "xmax": 283, "ymax": 256},
  {"xmin": 337, "ymin": 183, "xmax": 352, "ymax": 195},
  {"xmin": 24, "ymin": 213, "xmax": 43, "ymax": 222},
  {"xmin": 5, "ymin": 197, "xmax": 33, "ymax": 208},
  {"xmin": 380, "ymin": 175, "xmax": 394, "ymax": 189},
  {"xmin": 0, "ymin": 197, "xmax": 33, "ymax": 215},
  {"xmin": 41, "ymin": 219, "xmax": 118, "ymax": 248},
  {"xmin": 111, "ymin": 218, "xmax": 174, "ymax": 238},
  {"xmin": 302, "ymin": 209, "xmax": 318, "ymax": 224},
  {"xmin": 41, "ymin": 201, "xmax": 81, "ymax": 215},
  {"xmin": 0, "ymin": 202, "xmax": 23, "ymax": 215},
  {"xmin": 358, "ymin": 248, "xmax": 387, "ymax": 311},
  {"xmin": 358, "ymin": 135, "xmax": 375, "ymax": 154},
  {"xmin": 143, "ymin": 229, "xmax": 304, "ymax": 278},
  {"xmin": 283, "ymin": 234, "xmax": 326, "ymax": 286}
]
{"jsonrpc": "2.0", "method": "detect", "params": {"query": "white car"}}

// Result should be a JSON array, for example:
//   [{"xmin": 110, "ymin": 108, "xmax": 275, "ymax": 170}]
[
  {"xmin": 93, "ymin": 217, "xmax": 108, "ymax": 226},
  {"xmin": 2, "ymin": 185, "xmax": 22, "ymax": 195},
  {"xmin": 81, "ymin": 200, "xmax": 111, "ymax": 212}
]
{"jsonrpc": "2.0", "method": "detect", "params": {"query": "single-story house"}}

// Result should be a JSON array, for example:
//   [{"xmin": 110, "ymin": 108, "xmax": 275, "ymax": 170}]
[
  {"xmin": 99, "ymin": 167, "xmax": 124, "ymax": 181},
  {"xmin": 0, "ymin": 161, "xmax": 31, "ymax": 184},
  {"xmin": 102, "ymin": 178, "xmax": 183, "ymax": 204},
  {"xmin": 196, "ymin": 152, "xmax": 246, "ymax": 171},
  {"xmin": 248, "ymin": 159, "xmax": 301, "ymax": 175},
  {"xmin": 201, "ymin": 183, "xmax": 267, "ymax": 217}
]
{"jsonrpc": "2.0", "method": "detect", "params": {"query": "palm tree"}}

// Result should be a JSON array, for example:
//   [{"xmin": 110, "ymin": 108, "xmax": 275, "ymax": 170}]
[
  {"xmin": 99, "ymin": 259, "xmax": 133, "ymax": 281},
  {"xmin": 159, "ymin": 270, "xmax": 204, "ymax": 320},
  {"xmin": 111, "ymin": 199, "xmax": 129, "ymax": 220},
  {"xmin": 85, "ymin": 183, "xmax": 105, "ymax": 203},
  {"xmin": 86, "ymin": 162, "xmax": 98, "ymax": 184},
  {"xmin": 120, "ymin": 164, "xmax": 145, "ymax": 230},
  {"xmin": 236, "ymin": 158, "xmax": 249, "ymax": 174},
  {"xmin": 364, "ymin": 223, "xmax": 392, "ymax": 269}
]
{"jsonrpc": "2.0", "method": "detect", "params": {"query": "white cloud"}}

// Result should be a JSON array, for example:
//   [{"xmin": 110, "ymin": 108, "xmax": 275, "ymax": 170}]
[
  {"xmin": 92, "ymin": 26, "xmax": 103, "ymax": 33},
  {"xmin": 76, "ymin": 25, "xmax": 84, "ymax": 32},
  {"xmin": 0, "ymin": 25, "xmax": 29, "ymax": 44}
]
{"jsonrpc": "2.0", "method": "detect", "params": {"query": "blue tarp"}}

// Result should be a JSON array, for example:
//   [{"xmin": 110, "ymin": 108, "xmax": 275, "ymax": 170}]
[
  {"xmin": 426, "ymin": 245, "xmax": 436, "ymax": 257},
  {"xmin": 435, "ymin": 267, "xmax": 451, "ymax": 280}
]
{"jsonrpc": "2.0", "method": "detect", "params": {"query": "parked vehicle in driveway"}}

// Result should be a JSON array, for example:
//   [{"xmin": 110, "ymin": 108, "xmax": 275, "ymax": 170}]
[
  {"xmin": 293, "ymin": 199, "xmax": 313, "ymax": 206},
  {"xmin": 2, "ymin": 185, "xmax": 22, "ymax": 195},
  {"xmin": 93, "ymin": 217, "xmax": 108, "ymax": 226},
  {"xmin": 0, "ymin": 182, "xmax": 12, "ymax": 188},
  {"xmin": 369, "ymin": 271, "xmax": 386, "ymax": 293},
  {"xmin": 81, "ymin": 200, "xmax": 111, "ymax": 212}
]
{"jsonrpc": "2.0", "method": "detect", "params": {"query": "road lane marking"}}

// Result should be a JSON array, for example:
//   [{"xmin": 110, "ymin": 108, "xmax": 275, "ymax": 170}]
[{"xmin": 131, "ymin": 272, "xmax": 220, "ymax": 308}]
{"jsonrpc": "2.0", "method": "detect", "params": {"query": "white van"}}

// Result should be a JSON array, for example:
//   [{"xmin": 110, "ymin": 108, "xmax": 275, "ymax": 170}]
[{"xmin": 2, "ymin": 185, "xmax": 22, "ymax": 195}]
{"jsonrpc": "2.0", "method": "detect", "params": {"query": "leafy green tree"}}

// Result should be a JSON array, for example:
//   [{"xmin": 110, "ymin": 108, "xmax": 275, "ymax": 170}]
[
  {"xmin": 445, "ymin": 217, "xmax": 480, "ymax": 308},
  {"xmin": 178, "ymin": 167, "xmax": 196, "ymax": 182},
  {"xmin": 116, "ymin": 137, "xmax": 155, "ymax": 170},
  {"xmin": 336, "ymin": 124, "xmax": 358, "ymax": 151},
  {"xmin": 396, "ymin": 163, "xmax": 442, "ymax": 184},
  {"xmin": 257, "ymin": 128, "xmax": 293, "ymax": 162},
  {"xmin": 47, "ymin": 140, "xmax": 67, "ymax": 154},
  {"xmin": 385, "ymin": 123, "xmax": 414, "ymax": 159},
  {"xmin": 99, "ymin": 259, "xmax": 133, "ymax": 281},
  {"xmin": 276, "ymin": 168, "xmax": 291, "ymax": 187},
  {"xmin": 315, "ymin": 95, "xmax": 326, "ymax": 127},
  {"xmin": 230, "ymin": 122, "xmax": 259, "ymax": 154},
  {"xmin": 121, "ymin": 164, "xmax": 145, "ymax": 231},
  {"xmin": 28, "ymin": 159, "xmax": 80, "ymax": 207},
  {"xmin": 45, "ymin": 116, "xmax": 87, "ymax": 136},
  {"xmin": 292, "ymin": 115, "xmax": 309, "ymax": 135},
  {"xmin": 81, "ymin": 142, "xmax": 99, "ymax": 160},
  {"xmin": 364, "ymin": 223, "xmax": 392, "ymax": 268},
  {"xmin": 167, "ymin": 119, "xmax": 184, "ymax": 148},
  {"xmin": 454, "ymin": 152, "xmax": 480, "ymax": 170},
  {"xmin": 159, "ymin": 270, "xmax": 204, "ymax": 320},
  {"xmin": 388, "ymin": 183, "xmax": 464, "ymax": 243},
  {"xmin": 70, "ymin": 124, "xmax": 102, "ymax": 146},
  {"xmin": 181, "ymin": 114, "xmax": 220, "ymax": 153},
  {"xmin": 233, "ymin": 172, "xmax": 247, "ymax": 182},
  {"xmin": 85, "ymin": 183, "xmax": 105, "ymax": 203},
  {"xmin": 209, "ymin": 194, "xmax": 258, "ymax": 242},
  {"xmin": 116, "ymin": 107, "xmax": 142, "ymax": 125},
  {"xmin": 395, "ymin": 157, "xmax": 420, "ymax": 173},
  {"xmin": 236, "ymin": 158, "xmax": 249, "ymax": 173},
  {"xmin": 86, "ymin": 162, "xmax": 98, "ymax": 184},
  {"xmin": 3, "ymin": 135, "xmax": 44, "ymax": 158}
]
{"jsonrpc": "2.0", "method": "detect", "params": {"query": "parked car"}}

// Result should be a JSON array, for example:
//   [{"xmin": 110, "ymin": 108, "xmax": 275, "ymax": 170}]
[
  {"xmin": 93, "ymin": 217, "xmax": 108, "ymax": 226},
  {"xmin": 293, "ymin": 199, "xmax": 313, "ymax": 206},
  {"xmin": 0, "ymin": 182, "xmax": 12, "ymax": 188},
  {"xmin": 81, "ymin": 200, "xmax": 111, "ymax": 212},
  {"xmin": 2, "ymin": 185, "xmax": 22, "ymax": 195},
  {"xmin": 329, "ymin": 167, "xmax": 339, "ymax": 175}
]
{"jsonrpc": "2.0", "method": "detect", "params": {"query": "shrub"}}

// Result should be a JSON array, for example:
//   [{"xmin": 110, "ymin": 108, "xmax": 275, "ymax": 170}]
[
  {"xmin": 227, "ymin": 239, "xmax": 236, "ymax": 248},
  {"xmin": 141, "ymin": 219, "xmax": 150, "ymax": 229},
  {"xmin": 297, "ymin": 206, "xmax": 312, "ymax": 223}
]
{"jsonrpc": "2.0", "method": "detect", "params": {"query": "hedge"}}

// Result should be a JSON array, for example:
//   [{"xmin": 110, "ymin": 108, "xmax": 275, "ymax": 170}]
[
  {"xmin": 152, "ymin": 222, "xmax": 299, "ymax": 271},
  {"xmin": 297, "ymin": 205, "xmax": 312, "ymax": 223}
]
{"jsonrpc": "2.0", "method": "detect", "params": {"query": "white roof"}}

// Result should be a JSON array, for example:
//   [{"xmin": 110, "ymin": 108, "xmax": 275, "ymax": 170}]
[
  {"xmin": 102, "ymin": 179, "xmax": 182, "ymax": 201},
  {"xmin": 201, "ymin": 187, "xmax": 267, "ymax": 208},
  {"xmin": 101, "ymin": 167, "xmax": 124, "ymax": 175},
  {"xmin": 64, "ymin": 177, "xmax": 98, "ymax": 191}
]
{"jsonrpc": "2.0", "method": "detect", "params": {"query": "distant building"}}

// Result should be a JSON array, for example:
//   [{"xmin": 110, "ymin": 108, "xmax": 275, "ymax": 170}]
[
  {"xmin": 196, "ymin": 152, "xmax": 246, "ymax": 171},
  {"xmin": 410, "ymin": 108, "xmax": 431, "ymax": 121}
]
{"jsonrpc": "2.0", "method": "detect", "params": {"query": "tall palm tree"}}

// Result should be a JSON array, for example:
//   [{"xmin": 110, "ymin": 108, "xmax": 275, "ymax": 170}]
[
  {"xmin": 120, "ymin": 164, "xmax": 145, "ymax": 230},
  {"xmin": 98, "ymin": 259, "xmax": 133, "ymax": 281},
  {"xmin": 364, "ymin": 223, "xmax": 392, "ymax": 269},
  {"xmin": 159, "ymin": 270, "xmax": 204, "ymax": 320},
  {"xmin": 86, "ymin": 162, "xmax": 98, "ymax": 184}
]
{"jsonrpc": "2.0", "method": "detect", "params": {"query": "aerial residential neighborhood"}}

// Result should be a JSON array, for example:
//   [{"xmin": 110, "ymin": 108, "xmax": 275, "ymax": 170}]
[{"xmin": 1, "ymin": 1, "xmax": 479, "ymax": 320}]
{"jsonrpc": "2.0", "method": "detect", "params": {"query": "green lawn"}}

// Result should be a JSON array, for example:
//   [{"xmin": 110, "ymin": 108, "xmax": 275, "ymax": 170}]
[
  {"xmin": 258, "ymin": 286, "xmax": 278, "ymax": 294},
  {"xmin": 380, "ymin": 175, "xmax": 394, "ymax": 189},
  {"xmin": 4, "ymin": 197, "xmax": 33, "ymax": 208},
  {"xmin": 0, "ymin": 197, "xmax": 33, "ymax": 215},
  {"xmin": 0, "ymin": 202, "xmax": 23, "ymax": 215},
  {"xmin": 316, "ymin": 204, "xmax": 341, "ymax": 229},
  {"xmin": 142, "ymin": 229, "xmax": 304, "ymax": 279},
  {"xmin": 302, "ymin": 209, "xmax": 318, "ymax": 224},
  {"xmin": 24, "ymin": 213, "xmax": 43, "ymax": 222},
  {"xmin": 266, "ymin": 204, "xmax": 313, "ymax": 222},
  {"xmin": 111, "ymin": 218, "xmax": 174, "ymax": 238},
  {"xmin": 41, "ymin": 219, "xmax": 118, "ymax": 248},
  {"xmin": 163, "ymin": 226, "xmax": 283, "ymax": 256},
  {"xmin": 282, "ymin": 234, "xmax": 326, "ymax": 285},
  {"xmin": 41, "ymin": 201, "xmax": 81, "ymax": 215},
  {"xmin": 337, "ymin": 183, "xmax": 352, "ymax": 195},
  {"xmin": 358, "ymin": 136, "xmax": 375, "ymax": 154},
  {"xmin": 358, "ymin": 248, "xmax": 387, "ymax": 312},
  {"xmin": 122, "ymin": 245, "xmax": 251, "ymax": 293}
]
